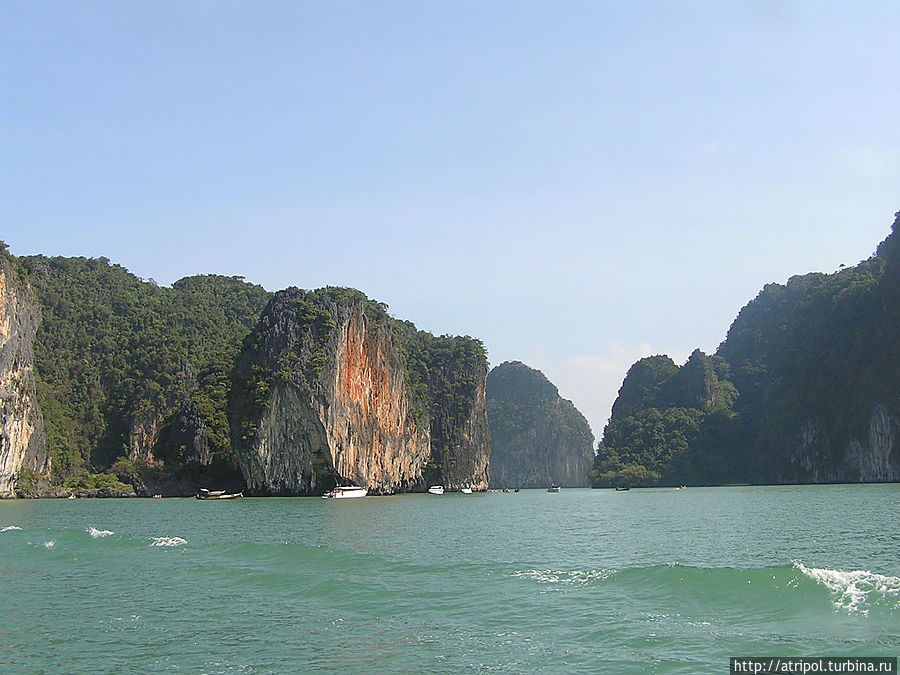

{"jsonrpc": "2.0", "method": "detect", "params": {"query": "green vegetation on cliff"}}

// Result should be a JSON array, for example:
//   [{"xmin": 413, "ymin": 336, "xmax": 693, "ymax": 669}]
[
  {"xmin": 594, "ymin": 212, "xmax": 900, "ymax": 486},
  {"xmin": 20, "ymin": 255, "xmax": 270, "ymax": 488},
  {"xmin": 401, "ymin": 328, "xmax": 488, "ymax": 485},
  {"xmin": 594, "ymin": 350, "xmax": 740, "ymax": 486}
]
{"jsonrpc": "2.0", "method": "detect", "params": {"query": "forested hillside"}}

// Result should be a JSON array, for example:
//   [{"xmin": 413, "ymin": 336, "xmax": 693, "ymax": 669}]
[
  {"xmin": 594, "ymin": 213, "xmax": 900, "ymax": 487},
  {"xmin": 6, "ymin": 253, "xmax": 491, "ymax": 496},
  {"xmin": 20, "ymin": 255, "xmax": 270, "ymax": 491}
]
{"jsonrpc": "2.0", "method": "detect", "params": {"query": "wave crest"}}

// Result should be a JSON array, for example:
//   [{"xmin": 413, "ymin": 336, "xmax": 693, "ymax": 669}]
[
  {"xmin": 87, "ymin": 526, "xmax": 115, "ymax": 538},
  {"xmin": 793, "ymin": 561, "xmax": 900, "ymax": 614},
  {"xmin": 150, "ymin": 536, "xmax": 187, "ymax": 547},
  {"xmin": 511, "ymin": 568, "xmax": 616, "ymax": 585}
]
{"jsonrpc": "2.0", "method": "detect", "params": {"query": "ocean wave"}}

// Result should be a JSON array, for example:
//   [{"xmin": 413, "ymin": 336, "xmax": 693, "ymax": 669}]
[
  {"xmin": 149, "ymin": 536, "xmax": 187, "ymax": 547},
  {"xmin": 511, "ymin": 562, "xmax": 900, "ymax": 615},
  {"xmin": 43, "ymin": 540, "xmax": 55, "ymax": 549},
  {"xmin": 511, "ymin": 568, "xmax": 616, "ymax": 585},
  {"xmin": 1, "ymin": 525, "xmax": 22, "ymax": 532},
  {"xmin": 87, "ymin": 526, "xmax": 115, "ymax": 538},
  {"xmin": 793, "ymin": 561, "xmax": 900, "ymax": 614}
]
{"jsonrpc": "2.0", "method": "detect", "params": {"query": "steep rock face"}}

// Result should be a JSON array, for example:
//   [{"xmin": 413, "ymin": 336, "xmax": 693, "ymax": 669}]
[
  {"xmin": 426, "ymin": 357, "xmax": 491, "ymax": 491},
  {"xmin": 324, "ymin": 310, "xmax": 431, "ymax": 492},
  {"xmin": 0, "ymin": 261, "xmax": 49, "ymax": 496},
  {"xmin": 791, "ymin": 406, "xmax": 899, "ymax": 483},
  {"xmin": 487, "ymin": 361, "xmax": 594, "ymax": 488},
  {"xmin": 230, "ymin": 288, "xmax": 489, "ymax": 495},
  {"xmin": 128, "ymin": 413, "xmax": 163, "ymax": 464},
  {"xmin": 167, "ymin": 399, "xmax": 213, "ymax": 466},
  {"xmin": 153, "ymin": 364, "xmax": 215, "ymax": 468},
  {"xmin": 848, "ymin": 406, "xmax": 900, "ymax": 481}
]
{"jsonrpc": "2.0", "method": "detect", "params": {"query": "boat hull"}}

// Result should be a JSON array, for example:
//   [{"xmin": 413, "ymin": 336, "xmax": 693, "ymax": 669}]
[
  {"xmin": 323, "ymin": 487, "xmax": 368, "ymax": 499},
  {"xmin": 197, "ymin": 489, "xmax": 244, "ymax": 500}
]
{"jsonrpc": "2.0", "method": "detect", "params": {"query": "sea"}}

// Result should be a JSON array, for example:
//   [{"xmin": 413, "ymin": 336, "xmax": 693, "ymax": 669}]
[{"xmin": 1, "ymin": 484, "xmax": 898, "ymax": 674}]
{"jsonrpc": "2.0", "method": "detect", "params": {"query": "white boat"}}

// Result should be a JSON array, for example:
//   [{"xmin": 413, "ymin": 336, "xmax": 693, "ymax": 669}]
[
  {"xmin": 547, "ymin": 485, "xmax": 561, "ymax": 493},
  {"xmin": 322, "ymin": 486, "xmax": 367, "ymax": 499},
  {"xmin": 427, "ymin": 485, "xmax": 444, "ymax": 495},
  {"xmin": 460, "ymin": 488, "xmax": 473, "ymax": 494}
]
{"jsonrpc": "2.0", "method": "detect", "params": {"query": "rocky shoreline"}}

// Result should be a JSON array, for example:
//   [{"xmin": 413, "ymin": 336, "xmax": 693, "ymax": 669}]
[{"xmin": 14, "ymin": 486, "xmax": 138, "ymax": 499}]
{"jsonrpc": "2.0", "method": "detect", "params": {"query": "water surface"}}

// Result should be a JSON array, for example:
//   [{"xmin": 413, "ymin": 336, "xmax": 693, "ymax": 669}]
[{"xmin": 1, "ymin": 485, "xmax": 898, "ymax": 673}]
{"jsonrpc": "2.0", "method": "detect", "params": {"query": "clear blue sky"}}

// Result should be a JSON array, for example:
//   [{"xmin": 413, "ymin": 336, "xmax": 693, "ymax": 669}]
[{"xmin": 3, "ymin": 2, "xmax": 898, "ymax": 439}]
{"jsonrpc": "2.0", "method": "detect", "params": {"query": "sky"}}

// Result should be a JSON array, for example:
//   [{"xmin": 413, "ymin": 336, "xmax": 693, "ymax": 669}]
[{"xmin": 2, "ymin": 2, "xmax": 899, "ymax": 440}]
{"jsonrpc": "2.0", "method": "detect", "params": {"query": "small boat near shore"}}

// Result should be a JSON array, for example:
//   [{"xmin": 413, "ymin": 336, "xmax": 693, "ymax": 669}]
[
  {"xmin": 460, "ymin": 488, "xmax": 473, "ymax": 494},
  {"xmin": 547, "ymin": 485, "xmax": 561, "ymax": 493},
  {"xmin": 615, "ymin": 486, "xmax": 630, "ymax": 491},
  {"xmin": 322, "ymin": 486, "xmax": 368, "ymax": 499},
  {"xmin": 428, "ymin": 485, "xmax": 444, "ymax": 495},
  {"xmin": 196, "ymin": 488, "xmax": 243, "ymax": 500}
]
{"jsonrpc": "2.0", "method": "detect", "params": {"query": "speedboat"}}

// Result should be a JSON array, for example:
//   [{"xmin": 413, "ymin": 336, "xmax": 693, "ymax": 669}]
[
  {"xmin": 322, "ymin": 486, "xmax": 367, "ymax": 499},
  {"xmin": 460, "ymin": 488, "xmax": 473, "ymax": 494},
  {"xmin": 547, "ymin": 485, "xmax": 561, "ymax": 493},
  {"xmin": 428, "ymin": 485, "xmax": 444, "ymax": 495}
]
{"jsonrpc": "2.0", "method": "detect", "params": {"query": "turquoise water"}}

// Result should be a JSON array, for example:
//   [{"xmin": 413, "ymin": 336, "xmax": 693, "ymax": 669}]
[{"xmin": 1, "ymin": 485, "xmax": 898, "ymax": 673}]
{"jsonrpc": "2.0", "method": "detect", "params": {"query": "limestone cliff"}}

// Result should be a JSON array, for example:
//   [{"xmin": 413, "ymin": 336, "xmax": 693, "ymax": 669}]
[
  {"xmin": 417, "ymin": 332, "xmax": 492, "ymax": 491},
  {"xmin": 597, "ymin": 212, "xmax": 900, "ymax": 486},
  {"xmin": 229, "ymin": 287, "xmax": 490, "ymax": 495},
  {"xmin": 790, "ymin": 406, "xmax": 900, "ymax": 483},
  {"xmin": 0, "ymin": 258, "xmax": 49, "ymax": 497},
  {"xmin": 487, "ymin": 361, "xmax": 594, "ymax": 488}
]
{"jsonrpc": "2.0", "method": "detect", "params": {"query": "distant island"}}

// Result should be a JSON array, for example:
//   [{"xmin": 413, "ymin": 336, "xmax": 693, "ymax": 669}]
[
  {"xmin": 487, "ymin": 360, "xmax": 594, "ymax": 488},
  {"xmin": 593, "ymin": 212, "xmax": 900, "ymax": 487}
]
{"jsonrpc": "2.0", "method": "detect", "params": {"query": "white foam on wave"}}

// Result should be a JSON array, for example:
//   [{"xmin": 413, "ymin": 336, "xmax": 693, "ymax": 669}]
[
  {"xmin": 43, "ymin": 540, "xmax": 55, "ymax": 549},
  {"xmin": 793, "ymin": 561, "xmax": 900, "ymax": 614},
  {"xmin": 1, "ymin": 525, "xmax": 22, "ymax": 532},
  {"xmin": 511, "ymin": 569, "xmax": 616, "ymax": 585},
  {"xmin": 87, "ymin": 526, "xmax": 114, "ymax": 538},
  {"xmin": 150, "ymin": 536, "xmax": 187, "ymax": 547}
]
